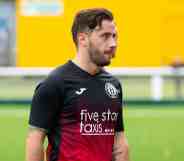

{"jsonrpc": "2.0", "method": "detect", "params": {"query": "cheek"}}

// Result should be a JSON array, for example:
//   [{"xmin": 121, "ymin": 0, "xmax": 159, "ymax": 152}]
[
  {"xmin": 89, "ymin": 38, "xmax": 106, "ymax": 52},
  {"xmin": 96, "ymin": 45, "xmax": 105, "ymax": 54},
  {"xmin": 96, "ymin": 41, "xmax": 106, "ymax": 50},
  {"xmin": 90, "ymin": 41, "xmax": 103, "ymax": 51}
]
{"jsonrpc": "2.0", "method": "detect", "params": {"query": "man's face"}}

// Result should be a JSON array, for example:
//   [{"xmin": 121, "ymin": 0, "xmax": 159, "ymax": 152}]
[{"xmin": 87, "ymin": 20, "xmax": 118, "ymax": 67}]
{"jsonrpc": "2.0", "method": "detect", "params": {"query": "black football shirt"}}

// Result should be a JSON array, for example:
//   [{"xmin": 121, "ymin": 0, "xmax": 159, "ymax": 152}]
[{"xmin": 29, "ymin": 60, "xmax": 124, "ymax": 161}]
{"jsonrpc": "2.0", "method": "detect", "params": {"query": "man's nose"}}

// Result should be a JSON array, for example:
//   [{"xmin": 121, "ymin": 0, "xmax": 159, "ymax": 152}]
[{"xmin": 109, "ymin": 38, "xmax": 117, "ymax": 49}]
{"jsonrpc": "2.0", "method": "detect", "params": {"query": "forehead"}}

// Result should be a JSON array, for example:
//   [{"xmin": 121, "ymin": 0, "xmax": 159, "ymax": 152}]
[{"xmin": 94, "ymin": 20, "xmax": 117, "ymax": 34}]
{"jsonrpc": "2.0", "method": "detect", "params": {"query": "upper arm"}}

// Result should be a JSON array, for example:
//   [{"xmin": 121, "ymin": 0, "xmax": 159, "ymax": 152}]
[
  {"xmin": 113, "ymin": 132, "xmax": 129, "ymax": 161},
  {"xmin": 29, "ymin": 79, "xmax": 61, "ymax": 132},
  {"xmin": 114, "ymin": 131, "xmax": 128, "ymax": 147},
  {"xmin": 26, "ymin": 126, "xmax": 47, "ymax": 145},
  {"xmin": 26, "ymin": 126, "xmax": 47, "ymax": 161},
  {"xmin": 113, "ymin": 81, "xmax": 129, "ymax": 161},
  {"xmin": 115, "ymin": 82, "xmax": 124, "ymax": 132}
]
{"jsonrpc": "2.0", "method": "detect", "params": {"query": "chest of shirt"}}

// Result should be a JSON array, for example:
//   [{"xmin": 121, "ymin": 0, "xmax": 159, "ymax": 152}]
[{"xmin": 61, "ymin": 78, "xmax": 121, "ymax": 115}]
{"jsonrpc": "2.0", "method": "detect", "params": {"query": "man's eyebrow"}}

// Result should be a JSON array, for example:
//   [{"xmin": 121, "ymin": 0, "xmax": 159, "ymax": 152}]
[
  {"xmin": 101, "ymin": 32, "xmax": 111, "ymax": 35},
  {"xmin": 100, "ymin": 31, "xmax": 117, "ymax": 36}
]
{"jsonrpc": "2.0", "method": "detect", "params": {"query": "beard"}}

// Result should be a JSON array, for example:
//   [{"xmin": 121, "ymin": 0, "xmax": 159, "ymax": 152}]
[{"xmin": 88, "ymin": 41, "xmax": 112, "ymax": 67}]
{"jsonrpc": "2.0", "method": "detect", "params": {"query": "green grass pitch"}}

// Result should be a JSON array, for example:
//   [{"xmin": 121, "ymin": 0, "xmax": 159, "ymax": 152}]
[{"xmin": 0, "ymin": 104, "xmax": 184, "ymax": 161}]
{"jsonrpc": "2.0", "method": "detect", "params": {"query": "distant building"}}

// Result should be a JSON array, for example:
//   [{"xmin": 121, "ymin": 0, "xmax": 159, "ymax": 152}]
[{"xmin": 0, "ymin": 1, "xmax": 15, "ymax": 66}]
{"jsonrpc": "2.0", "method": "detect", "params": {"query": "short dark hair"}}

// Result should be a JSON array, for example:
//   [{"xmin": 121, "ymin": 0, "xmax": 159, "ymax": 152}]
[{"xmin": 71, "ymin": 8, "xmax": 114, "ymax": 46}]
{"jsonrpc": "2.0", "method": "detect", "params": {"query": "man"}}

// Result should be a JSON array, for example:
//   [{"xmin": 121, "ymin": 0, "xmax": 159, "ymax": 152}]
[{"xmin": 26, "ymin": 8, "xmax": 129, "ymax": 161}]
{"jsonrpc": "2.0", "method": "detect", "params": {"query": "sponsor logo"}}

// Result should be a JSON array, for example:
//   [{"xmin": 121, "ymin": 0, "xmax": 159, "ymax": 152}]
[
  {"xmin": 76, "ymin": 88, "xmax": 87, "ymax": 95},
  {"xmin": 80, "ymin": 108, "xmax": 118, "ymax": 136}
]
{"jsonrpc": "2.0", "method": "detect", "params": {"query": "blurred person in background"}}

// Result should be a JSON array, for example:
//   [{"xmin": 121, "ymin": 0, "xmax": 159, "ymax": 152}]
[{"xmin": 26, "ymin": 8, "xmax": 129, "ymax": 161}]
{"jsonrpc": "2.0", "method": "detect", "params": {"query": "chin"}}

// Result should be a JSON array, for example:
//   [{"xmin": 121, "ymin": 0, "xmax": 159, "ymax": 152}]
[{"xmin": 98, "ymin": 60, "xmax": 111, "ymax": 67}]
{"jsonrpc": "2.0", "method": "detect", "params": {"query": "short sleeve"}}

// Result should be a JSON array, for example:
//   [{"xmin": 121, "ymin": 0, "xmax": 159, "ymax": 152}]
[
  {"xmin": 29, "ymin": 79, "xmax": 62, "ymax": 132},
  {"xmin": 115, "ymin": 82, "xmax": 124, "ymax": 132}
]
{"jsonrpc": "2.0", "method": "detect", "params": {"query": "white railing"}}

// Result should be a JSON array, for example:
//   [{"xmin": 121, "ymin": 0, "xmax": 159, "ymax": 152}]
[{"xmin": 0, "ymin": 67, "xmax": 184, "ymax": 101}]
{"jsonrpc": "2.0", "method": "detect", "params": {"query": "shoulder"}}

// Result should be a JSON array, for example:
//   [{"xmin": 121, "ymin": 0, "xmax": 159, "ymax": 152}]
[
  {"xmin": 100, "ymin": 69, "xmax": 122, "ymax": 86},
  {"xmin": 49, "ymin": 61, "xmax": 71, "ymax": 80},
  {"xmin": 35, "ymin": 61, "xmax": 72, "ymax": 93},
  {"xmin": 46, "ymin": 60, "xmax": 74, "ymax": 84}
]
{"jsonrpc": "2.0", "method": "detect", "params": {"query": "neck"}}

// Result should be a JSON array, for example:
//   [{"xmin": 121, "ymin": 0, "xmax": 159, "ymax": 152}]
[{"xmin": 72, "ymin": 49, "xmax": 101, "ymax": 75}]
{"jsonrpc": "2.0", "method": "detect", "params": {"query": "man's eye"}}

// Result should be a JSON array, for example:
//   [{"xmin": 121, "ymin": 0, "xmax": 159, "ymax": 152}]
[
  {"xmin": 113, "ymin": 34, "xmax": 117, "ymax": 39},
  {"xmin": 101, "ymin": 33, "xmax": 117, "ymax": 40},
  {"xmin": 102, "ymin": 34, "xmax": 110, "ymax": 39}
]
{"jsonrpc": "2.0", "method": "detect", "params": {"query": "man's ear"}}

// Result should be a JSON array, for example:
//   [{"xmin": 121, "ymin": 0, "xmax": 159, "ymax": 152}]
[{"xmin": 77, "ymin": 32, "xmax": 89, "ymax": 47}]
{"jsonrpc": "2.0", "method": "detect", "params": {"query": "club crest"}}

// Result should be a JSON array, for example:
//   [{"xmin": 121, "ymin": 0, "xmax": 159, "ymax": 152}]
[{"xmin": 105, "ymin": 82, "xmax": 119, "ymax": 98}]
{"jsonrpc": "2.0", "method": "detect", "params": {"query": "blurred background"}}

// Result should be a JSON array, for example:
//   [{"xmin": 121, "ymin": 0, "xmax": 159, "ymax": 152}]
[{"xmin": 0, "ymin": 0, "xmax": 184, "ymax": 161}]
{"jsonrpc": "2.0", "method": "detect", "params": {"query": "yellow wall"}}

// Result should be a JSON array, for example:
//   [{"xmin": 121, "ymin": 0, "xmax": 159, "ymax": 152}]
[
  {"xmin": 161, "ymin": 3, "xmax": 184, "ymax": 65},
  {"xmin": 17, "ymin": 0, "xmax": 184, "ymax": 67}
]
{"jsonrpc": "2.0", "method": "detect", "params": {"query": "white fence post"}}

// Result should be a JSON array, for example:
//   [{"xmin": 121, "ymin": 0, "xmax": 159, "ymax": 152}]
[{"xmin": 151, "ymin": 75, "xmax": 163, "ymax": 101}]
